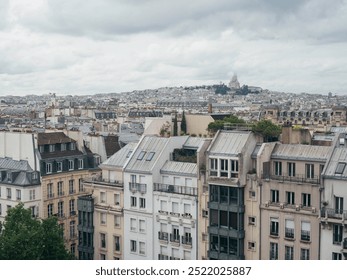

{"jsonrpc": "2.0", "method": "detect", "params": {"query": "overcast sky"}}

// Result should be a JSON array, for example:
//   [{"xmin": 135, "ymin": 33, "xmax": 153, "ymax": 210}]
[{"xmin": 1, "ymin": 0, "xmax": 347, "ymax": 96}]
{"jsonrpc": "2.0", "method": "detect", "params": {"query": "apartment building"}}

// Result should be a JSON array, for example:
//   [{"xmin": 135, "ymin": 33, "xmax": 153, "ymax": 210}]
[
  {"xmin": 320, "ymin": 135, "xmax": 347, "ymax": 260},
  {"xmin": 154, "ymin": 137, "xmax": 210, "ymax": 260},
  {"xmin": 82, "ymin": 142, "xmax": 137, "ymax": 260},
  {"xmin": 0, "ymin": 157, "xmax": 41, "ymax": 222},
  {"xmin": 38, "ymin": 132, "xmax": 100, "ymax": 257},
  {"xmin": 206, "ymin": 130, "xmax": 257, "ymax": 260},
  {"xmin": 257, "ymin": 143, "xmax": 331, "ymax": 260}
]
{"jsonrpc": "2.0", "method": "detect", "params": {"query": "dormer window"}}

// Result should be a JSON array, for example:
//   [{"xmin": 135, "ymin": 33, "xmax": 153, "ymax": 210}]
[
  {"xmin": 32, "ymin": 172, "xmax": 38, "ymax": 180},
  {"xmin": 7, "ymin": 172, "xmax": 12, "ymax": 182},
  {"xmin": 70, "ymin": 142, "xmax": 76, "ymax": 151},
  {"xmin": 49, "ymin": 145, "xmax": 55, "ymax": 152},
  {"xmin": 61, "ymin": 143, "xmax": 66, "ymax": 151},
  {"xmin": 39, "ymin": 145, "xmax": 44, "ymax": 153}
]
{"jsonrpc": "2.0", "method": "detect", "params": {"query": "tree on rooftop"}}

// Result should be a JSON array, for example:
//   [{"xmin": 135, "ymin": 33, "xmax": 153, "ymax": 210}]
[
  {"xmin": 173, "ymin": 112, "xmax": 178, "ymax": 136},
  {"xmin": 252, "ymin": 119, "xmax": 281, "ymax": 142},
  {"xmin": 207, "ymin": 115, "xmax": 246, "ymax": 133},
  {"xmin": 181, "ymin": 111, "xmax": 187, "ymax": 134},
  {"xmin": 0, "ymin": 203, "xmax": 73, "ymax": 260}
]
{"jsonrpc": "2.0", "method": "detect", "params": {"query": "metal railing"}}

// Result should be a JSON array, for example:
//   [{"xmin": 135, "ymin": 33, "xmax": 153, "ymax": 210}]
[
  {"xmin": 158, "ymin": 231, "xmax": 168, "ymax": 241},
  {"xmin": 301, "ymin": 230, "xmax": 310, "ymax": 241},
  {"xmin": 153, "ymin": 183, "xmax": 197, "ymax": 196},
  {"xmin": 170, "ymin": 234, "xmax": 180, "ymax": 243},
  {"xmin": 262, "ymin": 173, "xmax": 320, "ymax": 184},
  {"xmin": 129, "ymin": 183, "xmax": 147, "ymax": 194},
  {"xmin": 285, "ymin": 228, "xmax": 295, "ymax": 239},
  {"xmin": 321, "ymin": 208, "xmax": 347, "ymax": 220},
  {"xmin": 182, "ymin": 236, "xmax": 192, "ymax": 245}
]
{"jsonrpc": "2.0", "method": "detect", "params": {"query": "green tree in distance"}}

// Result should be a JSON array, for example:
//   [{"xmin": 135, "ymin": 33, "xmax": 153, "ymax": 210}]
[
  {"xmin": 0, "ymin": 203, "xmax": 73, "ymax": 260},
  {"xmin": 181, "ymin": 111, "xmax": 187, "ymax": 134},
  {"xmin": 208, "ymin": 115, "xmax": 246, "ymax": 133}
]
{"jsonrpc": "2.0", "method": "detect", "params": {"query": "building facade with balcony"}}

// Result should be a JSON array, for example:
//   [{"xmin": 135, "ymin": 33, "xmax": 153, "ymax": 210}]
[
  {"xmin": 258, "ymin": 143, "xmax": 331, "ymax": 260},
  {"xmin": 82, "ymin": 142, "xmax": 136, "ymax": 260},
  {"xmin": 38, "ymin": 132, "xmax": 100, "ymax": 257},
  {"xmin": 206, "ymin": 130, "xmax": 257, "ymax": 260},
  {"xmin": 320, "ymin": 137, "xmax": 347, "ymax": 260},
  {"xmin": 123, "ymin": 135, "xmax": 191, "ymax": 260}
]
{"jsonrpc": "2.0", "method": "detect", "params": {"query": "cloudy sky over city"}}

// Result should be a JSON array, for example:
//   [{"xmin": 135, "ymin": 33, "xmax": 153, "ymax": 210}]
[{"xmin": 1, "ymin": 0, "xmax": 347, "ymax": 96}]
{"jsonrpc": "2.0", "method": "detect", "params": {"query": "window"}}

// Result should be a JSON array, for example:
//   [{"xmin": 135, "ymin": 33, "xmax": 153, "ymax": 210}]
[
  {"xmin": 46, "ymin": 163, "xmax": 52, "ymax": 174},
  {"xmin": 100, "ymin": 233, "xmax": 106, "ymax": 248},
  {"xmin": 305, "ymin": 164, "xmax": 314, "ymax": 179},
  {"xmin": 0, "ymin": 204, "xmax": 2, "ymax": 216},
  {"xmin": 288, "ymin": 162, "xmax": 296, "ymax": 177},
  {"xmin": 100, "ymin": 213, "xmax": 106, "ymax": 225},
  {"xmin": 286, "ymin": 191, "xmax": 295, "ymax": 205},
  {"xmin": 172, "ymin": 201, "xmax": 179, "ymax": 213},
  {"xmin": 57, "ymin": 162, "xmax": 62, "ymax": 172},
  {"xmin": 79, "ymin": 178, "xmax": 83, "ymax": 192},
  {"xmin": 70, "ymin": 221, "xmax": 75, "ymax": 238},
  {"xmin": 270, "ymin": 242, "xmax": 278, "ymax": 260},
  {"xmin": 300, "ymin": 248, "xmax": 310, "ymax": 260},
  {"xmin": 49, "ymin": 144, "xmax": 55, "ymax": 152},
  {"xmin": 39, "ymin": 145, "xmax": 44, "ymax": 153},
  {"xmin": 220, "ymin": 159, "xmax": 229, "ymax": 177},
  {"xmin": 69, "ymin": 160, "xmax": 74, "ymax": 171},
  {"xmin": 47, "ymin": 204, "xmax": 53, "ymax": 217},
  {"xmin": 270, "ymin": 189, "xmax": 279, "ymax": 203},
  {"xmin": 70, "ymin": 244, "xmax": 76, "ymax": 255},
  {"xmin": 126, "ymin": 151, "xmax": 132, "ymax": 158},
  {"xmin": 335, "ymin": 162, "xmax": 346, "ymax": 174},
  {"xmin": 47, "ymin": 183, "xmax": 53, "ymax": 199},
  {"xmin": 333, "ymin": 224, "xmax": 343, "ymax": 244},
  {"xmin": 69, "ymin": 180, "xmax": 74, "ymax": 194},
  {"xmin": 29, "ymin": 189, "xmax": 35, "ymax": 200},
  {"xmin": 6, "ymin": 188, "xmax": 11, "ymax": 199},
  {"xmin": 270, "ymin": 218, "xmax": 279, "ymax": 236},
  {"xmin": 69, "ymin": 199, "xmax": 75, "ymax": 215},
  {"xmin": 274, "ymin": 161, "xmax": 282, "ymax": 176},
  {"xmin": 61, "ymin": 143, "xmax": 66, "ymax": 151},
  {"xmin": 139, "ymin": 242, "xmax": 145, "ymax": 255},
  {"xmin": 332, "ymin": 252, "xmax": 343, "ymax": 260},
  {"xmin": 248, "ymin": 242, "xmax": 255, "ymax": 251},
  {"xmin": 114, "ymin": 193, "xmax": 120, "ymax": 205},
  {"xmin": 57, "ymin": 181, "xmax": 64, "ymax": 196},
  {"xmin": 301, "ymin": 221, "xmax": 311, "ymax": 241},
  {"xmin": 16, "ymin": 189, "xmax": 21, "ymax": 201},
  {"xmin": 130, "ymin": 218, "xmax": 137, "ymax": 231},
  {"xmin": 78, "ymin": 159, "xmax": 83, "ymax": 169},
  {"xmin": 100, "ymin": 254, "xmax": 106, "ymax": 260},
  {"xmin": 335, "ymin": 196, "xmax": 344, "ymax": 214},
  {"xmin": 249, "ymin": 216, "xmax": 256, "ymax": 225},
  {"xmin": 70, "ymin": 142, "xmax": 76, "ymax": 150},
  {"xmin": 100, "ymin": 192, "xmax": 106, "ymax": 203},
  {"xmin": 285, "ymin": 219, "xmax": 294, "ymax": 239},
  {"xmin": 146, "ymin": 152, "xmax": 155, "ymax": 161},
  {"xmin": 210, "ymin": 158, "xmax": 218, "ymax": 176},
  {"xmin": 183, "ymin": 203, "xmax": 191, "ymax": 214},
  {"xmin": 130, "ymin": 240, "xmax": 137, "ymax": 253},
  {"xmin": 114, "ymin": 236, "xmax": 120, "ymax": 251},
  {"xmin": 130, "ymin": 196, "xmax": 136, "ymax": 207},
  {"xmin": 231, "ymin": 160, "xmax": 239, "ymax": 173},
  {"xmin": 30, "ymin": 206, "xmax": 37, "ymax": 218},
  {"xmin": 302, "ymin": 193, "xmax": 311, "ymax": 207},
  {"xmin": 285, "ymin": 246, "xmax": 294, "ymax": 260},
  {"xmin": 139, "ymin": 219, "xmax": 145, "ymax": 233},
  {"xmin": 114, "ymin": 215, "xmax": 120, "ymax": 227},
  {"xmin": 137, "ymin": 151, "xmax": 146, "ymax": 160},
  {"xmin": 58, "ymin": 201, "xmax": 64, "ymax": 218},
  {"xmin": 140, "ymin": 198, "xmax": 146, "ymax": 209}
]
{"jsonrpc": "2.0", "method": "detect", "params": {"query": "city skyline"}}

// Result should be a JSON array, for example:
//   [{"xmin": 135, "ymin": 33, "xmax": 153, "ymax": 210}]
[{"xmin": 1, "ymin": 0, "xmax": 347, "ymax": 96}]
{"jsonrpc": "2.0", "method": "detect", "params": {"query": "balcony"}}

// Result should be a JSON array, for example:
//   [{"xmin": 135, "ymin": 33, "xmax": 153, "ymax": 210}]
[
  {"xmin": 321, "ymin": 208, "xmax": 347, "ymax": 221},
  {"xmin": 285, "ymin": 228, "xmax": 295, "ymax": 239},
  {"xmin": 47, "ymin": 193, "xmax": 55, "ymax": 199},
  {"xmin": 170, "ymin": 234, "xmax": 180, "ymax": 244},
  {"xmin": 158, "ymin": 254, "xmax": 169, "ymax": 260},
  {"xmin": 182, "ymin": 236, "xmax": 192, "ymax": 247},
  {"xmin": 153, "ymin": 183, "xmax": 197, "ymax": 196},
  {"xmin": 129, "ymin": 183, "xmax": 147, "ymax": 194},
  {"xmin": 262, "ymin": 173, "xmax": 320, "ymax": 184},
  {"xmin": 343, "ymin": 238, "xmax": 347, "ymax": 250},
  {"xmin": 158, "ymin": 231, "xmax": 169, "ymax": 242},
  {"xmin": 83, "ymin": 177, "xmax": 124, "ymax": 188},
  {"xmin": 58, "ymin": 191, "xmax": 65, "ymax": 197}
]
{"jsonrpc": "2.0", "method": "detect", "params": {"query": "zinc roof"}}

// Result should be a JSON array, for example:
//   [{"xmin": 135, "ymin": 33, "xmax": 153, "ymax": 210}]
[
  {"xmin": 208, "ymin": 131, "xmax": 251, "ymax": 156},
  {"xmin": 101, "ymin": 142, "xmax": 137, "ymax": 168},
  {"xmin": 160, "ymin": 160, "xmax": 197, "ymax": 177},
  {"xmin": 183, "ymin": 137, "xmax": 205, "ymax": 150},
  {"xmin": 271, "ymin": 144, "xmax": 331, "ymax": 162},
  {"xmin": 0, "ymin": 157, "xmax": 33, "ymax": 171},
  {"xmin": 324, "ymin": 147, "xmax": 347, "ymax": 178}
]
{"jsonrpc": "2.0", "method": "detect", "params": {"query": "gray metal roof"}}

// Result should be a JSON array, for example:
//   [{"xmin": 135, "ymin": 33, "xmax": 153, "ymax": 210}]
[
  {"xmin": 0, "ymin": 157, "xmax": 33, "ymax": 171},
  {"xmin": 251, "ymin": 144, "xmax": 262, "ymax": 159},
  {"xmin": 160, "ymin": 160, "xmax": 197, "ymax": 177},
  {"xmin": 125, "ymin": 136, "xmax": 170, "ymax": 173},
  {"xmin": 100, "ymin": 142, "xmax": 137, "ymax": 168},
  {"xmin": 208, "ymin": 131, "xmax": 251, "ymax": 156},
  {"xmin": 183, "ymin": 137, "xmax": 205, "ymax": 150},
  {"xmin": 324, "ymin": 147, "xmax": 347, "ymax": 178},
  {"xmin": 271, "ymin": 144, "xmax": 331, "ymax": 162}
]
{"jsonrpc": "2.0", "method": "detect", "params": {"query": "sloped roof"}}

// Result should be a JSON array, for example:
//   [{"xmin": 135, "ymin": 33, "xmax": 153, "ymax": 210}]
[
  {"xmin": 208, "ymin": 131, "xmax": 251, "ymax": 156},
  {"xmin": 324, "ymin": 147, "xmax": 347, "ymax": 178},
  {"xmin": 104, "ymin": 135, "xmax": 121, "ymax": 158},
  {"xmin": 271, "ymin": 144, "xmax": 331, "ymax": 162},
  {"xmin": 37, "ymin": 132, "xmax": 75, "ymax": 145},
  {"xmin": 160, "ymin": 160, "xmax": 197, "ymax": 177},
  {"xmin": 101, "ymin": 142, "xmax": 137, "ymax": 168},
  {"xmin": 0, "ymin": 157, "xmax": 33, "ymax": 171}
]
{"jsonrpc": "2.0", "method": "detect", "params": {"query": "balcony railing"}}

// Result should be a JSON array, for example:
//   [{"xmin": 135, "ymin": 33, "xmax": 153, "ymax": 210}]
[
  {"xmin": 343, "ymin": 238, "xmax": 347, "ymax": 249},
  {"xmin": 321, "ymin": 208, "xmax": 347, "ymax": 220},
  {"xmin": 262, "ymin": 173, "xmax": 320, "ymax": 184},
  {"xmin": 83, "ymin": 177, "xmax": 124, "ymax": 188},
  {"xmin": 153, "ymin": 183, "xmax": 197, "ymax": 196},
  {"xmin": 129, "ymin": 183, "xmax": 147, "ymax": 194},
  {"xmin": 285, "ymin": 228, "xmax": 295, "ymax": 239},
  {"xmin": 301, "ymin": 230, "xmax": 310, "ymax": 242},
  {"xmin": 170, "ymin": 234, "xmax": 180, "ymax": 243},
  {"xmin": 158, "ymin": 231, "xmax": 168, "ymax": 241},
  {"xmin": 47, "ymin": 193, "xmax": 55, "ymax": 199},
  {"xmin": 158, "ymin": 254, "xmax": 169, "ymax": 260},
  {"xmin": 182, "ymin": 236, "xmax": 192, "ymax": 245}
]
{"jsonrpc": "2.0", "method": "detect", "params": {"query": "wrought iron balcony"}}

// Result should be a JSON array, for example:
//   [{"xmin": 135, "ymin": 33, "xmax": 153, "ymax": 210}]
[
  {"xmin": 285, "ymin": 228, "xmax": 295, "ymax": 239},
  {"xmin": 262, "ymin": 173, "xmax": 320, "ymax": 184},
  {"xmin": 301, "ymin": 230, "xmax": 310, "ymax": 242},
  {"xmin": 153, "ymin": 183, "xmax": 197, "ymax": 196},
  {"xmin": 182, "ymin": 236, "xmax": 192, "ymax": 245},
  {"xmin": 158, "ymin": 231, "xmax": 168, "ymax": 241},
  {"xmin": 170, "ymin": 234, "xmax": 180, "ymax": 244},
  {"xmin": 129, "ymin": 183, "xmax": 147, "ymax": 194},
  {"xmin": 321, "ymin": 208, "xmax": 347, "ymax": 220}
]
